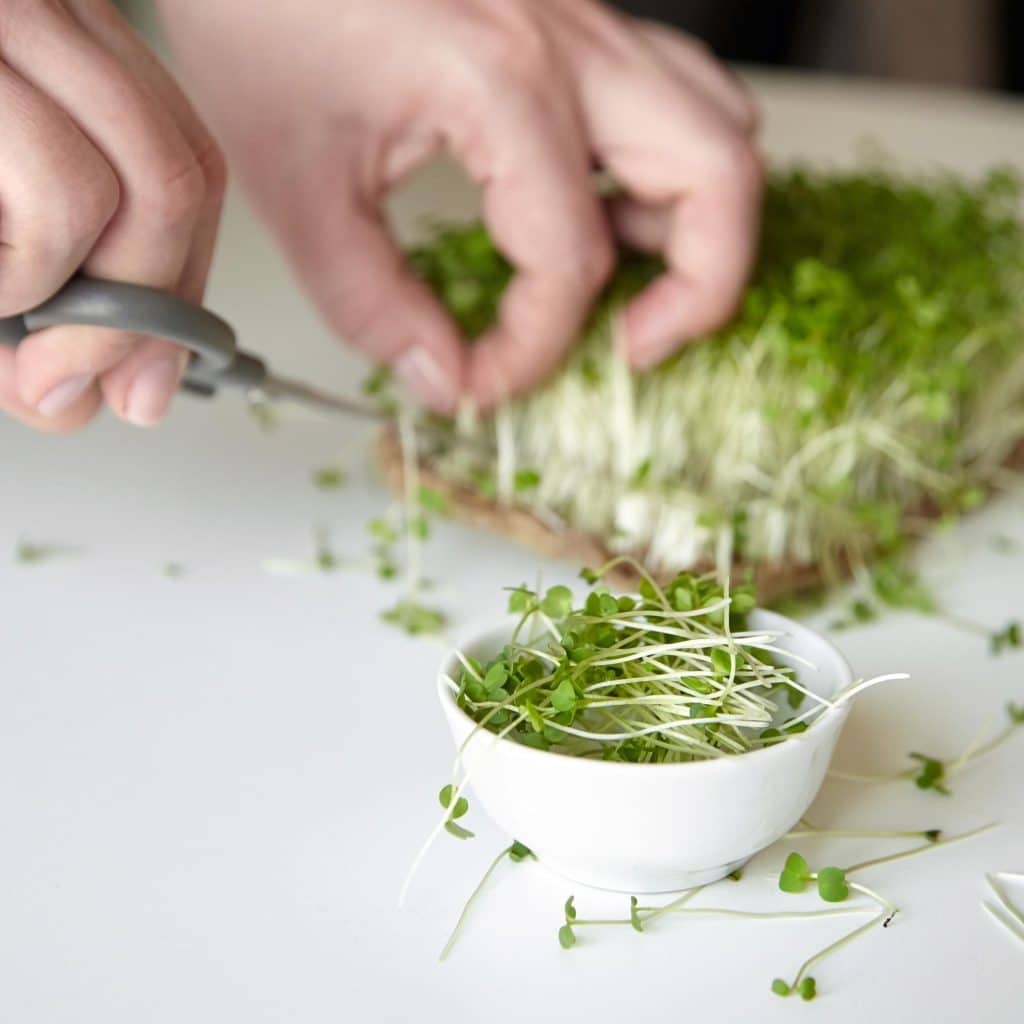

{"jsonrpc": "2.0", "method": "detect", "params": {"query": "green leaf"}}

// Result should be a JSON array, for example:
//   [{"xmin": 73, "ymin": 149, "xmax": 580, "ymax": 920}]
[
  {"xmin": 779, "ymin": 852, "xmax": 810, "ymax": 893},
  {"xmin": 990, "ymin": 620, "xmax": 1022, "ymax": 655},
  {"xmin": 540, "ymin": 585, "xmax": 574, "ymax": 619},
  {"xmin": 771, "ymin": 979, "xmax": 791, "ymax": 997},
  {"xmin": 513, "ymin": 469, "xmax": 541, "ymax": 492},
  {"xmin": 798, "ymin": 977, "xmax": 817, "ymax": 1001},
  {"xmin": 816, "ymin": 866, "xmax": 849, "ymax": 903},
  {"xmin": 15, "ymin": 540, "xmax": 75, "ymax": 565},
  {"xmin": 438, "ymin": 785, "xmax": 469, "ymax": 820},
  {"xmin": 508, "ymin": 841, "xmax": 533, "ymax": 862},
  {"xmin": 507, "ymin": 586, "xmax": 534, "ymax": 613},
  {"xmin": 367, "ymin": 518, "xmax": 398, "ymax": 543},
  {"xmin": 550, "ymin": 679, "xmax": 577, "ymax": 714},
  {"xmin": 417, "ymin": 485, "xmax": 448, "ymax": 514},
  {"xmin": 579, "ymin": 567, "xmax": 600, "ymax": 584},
  {"xmin": 629, "ymin": 896, "xmax": 644, "ymax": 933},
  {"xmin": 711, "ymin": 647, "xmax": 733, "ymax": 675},
  {"xmin": 311, "ymin": 466, "xmax": 346, "ymax": 490},
  {"xmin": 909, "ymin": 752, "xmax": 950, "ymax": 794},
  {"xmin": 1008, "ymin": 702, "xmax": 1024, "ymax": 725},
  {"xmin": 380, "ymin": 600, "xmax": 447, "ymax": 636},
  {"xmin": 483, "ymin": 662, "xmax": 508, "ymax": 694},
  {"xmin": 444, "ymin": 820, "xmax": 475, "ymax": 840},
  {"xmin": 564, "ymin": 896, "xmax": 577, "ymax": 922},
  {"xmin": 558, "ymin": 924, "xmax": 577, "ymax": 949}
]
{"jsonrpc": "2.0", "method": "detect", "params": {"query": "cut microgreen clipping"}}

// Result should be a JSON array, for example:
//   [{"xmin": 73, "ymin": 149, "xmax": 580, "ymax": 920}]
[
  {"xmin": 829, "ymin": 557, "xmax": 1022, "ymax": 657},
  {"xmin": 378, "ymin": 407, "xmax": 447, "ymax": 637},
  {"xmin": 442, "ymin": 557, "xmax": 898, "ymax": 764},
  {"xmin": 312, "ymin": 465, "xmax": 347, "ymax": 490},
  {"xmin": 409, "ymin": 167, "xmax": 1024, "ymax": 585},
  {"xmin": 830, "ymin": 700, "xmax": 1024, "ymax": 793},
  {"xmin": 15, "ymin": 540, "xmax": 79, "ymax": 565},
  {"xmin": 530, "ymin": 822, "xmax": 991, "ymax": 1003},
  {"xmin": 438, "ymin": 841, "xmax": 534, "ymax": 961}
]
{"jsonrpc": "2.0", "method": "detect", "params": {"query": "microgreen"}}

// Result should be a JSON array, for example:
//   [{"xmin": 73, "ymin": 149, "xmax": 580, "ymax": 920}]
[
  {"xmin": 313, "ymin": 527, "xmax": 340, "ymax": 572},
  {"xmin": 381, "ymin": 599, "xmax": 447, "ymax": 636},
  {"xmin": 247, "ymin": 397, "xmax": 278, "ymax": 432},
  {"xmin": 445, "ymin": 558, "xmax": 889, "ymax": 764},
  {"xmin": 831, "ymin": 699, "xmax": 1024, "ymax": 793},
  {"xmin": 439, "ymin": 840, "xmax": 534, "ymax": 961},
  {"xmin": 15, "ymin": 540, "xmax": 78, "ymax": 565},
  {"xmin": 410, "ymin": 168, "xmax": 1024, "ymax": 584},
  {"xmin": 312, "ymin": 466, "xmax": 347, "ymax": 490},
  {"xmin": 779, "ymin": 853, "xmax": 811, "ymax": 893},
  {"xmin": 908, "ymin": 753, "xmax": 949, "ymax": 795},
  {"xmin": 990, "ymin": 620, "xmax": 1022, "ymax": 655}
]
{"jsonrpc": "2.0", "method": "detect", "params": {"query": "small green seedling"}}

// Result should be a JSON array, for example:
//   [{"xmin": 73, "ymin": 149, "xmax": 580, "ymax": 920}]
[
  {"xmin": 991, "ymin": 621, "xmax": 1022, "ymax": 655},
  {"xmin": 908, "ymin": 753, "xmax": 950, "ymax": 795},
  {"xmin": 312, "ymin": 466, "xmax": 346, "ymax": 490},
  {"xmin": 438, "ymin": 785, "xmax": 473, "ymax": 840}
]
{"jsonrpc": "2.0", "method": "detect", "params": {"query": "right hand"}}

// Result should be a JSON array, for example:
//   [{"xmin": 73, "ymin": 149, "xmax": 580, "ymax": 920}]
[{"xmin": 0, "ymin": 0, "xmax": 225, "ymax": 432}]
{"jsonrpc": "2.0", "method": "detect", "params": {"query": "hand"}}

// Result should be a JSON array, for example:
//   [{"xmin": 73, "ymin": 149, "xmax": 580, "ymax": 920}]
[
  {"xmin": 0, "ymin": 0, "xmax": 225, "ymax": 432},
  {"xmin": 162, "ymin": 0, "xmax": 761, "ymax": 411}
]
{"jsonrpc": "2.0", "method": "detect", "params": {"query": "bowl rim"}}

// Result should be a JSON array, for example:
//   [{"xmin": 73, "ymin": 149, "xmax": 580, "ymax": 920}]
[{"xmin": 436, "ymin": 607, "xmax": 854, "ymax": 774}]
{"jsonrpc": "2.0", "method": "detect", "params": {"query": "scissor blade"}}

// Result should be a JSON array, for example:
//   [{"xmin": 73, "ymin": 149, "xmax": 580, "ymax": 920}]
[{"xmin": 256, "ymin": 373, "xmax": 389, "ymax": 422}]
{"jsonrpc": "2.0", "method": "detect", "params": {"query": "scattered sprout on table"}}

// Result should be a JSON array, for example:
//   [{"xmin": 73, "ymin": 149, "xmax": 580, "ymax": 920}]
[
  {"xmin": 15, "ymin": 540, "xmax": 79, "ymax": 565},
  {"xmin": 311, "ymin": 465, "xmax": 347, "ymax": 490}
]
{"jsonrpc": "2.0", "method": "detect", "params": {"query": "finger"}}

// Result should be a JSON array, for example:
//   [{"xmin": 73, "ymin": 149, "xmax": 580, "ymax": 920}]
[
  {"xmin": 443, "ymin": 60, "xmax": 613, "ymax": 406},
  {"xmin": 0, "ymin": 63, "xmax": 119, "ymax": 317},
  {"xmin": 254, "ymin": 138, "xmax": 465, "ymax": 413},
  {"xmin": 64, "ymin": 0, "xmax": 227, "ymax": 301},
  {"xmin": 569, "ymin": 47, "xmax": 763, "ymax": 368},
  {"xmin": 0, "ymin": 347, "xmax": 101, "ymax": 433},
  {"xmin": 4, "ymin": 3, "xmax": 205, "ymax": 426},
  {"xmin": 633, "ymin": 21, "xmax": 759, "ymax": 135},
  {"xmin": 607, "ymin": 196, "xmax": 672, "ymax": 254},
  {"xmin": 0, "ymin": 63, "xmax": 117, "ymax": 426}
]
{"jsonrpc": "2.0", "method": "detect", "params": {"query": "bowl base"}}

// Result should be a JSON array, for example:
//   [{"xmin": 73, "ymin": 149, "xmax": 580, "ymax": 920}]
[{"xmin": 540, "ymin": 856, "xmax": 749, "ymax": 895}]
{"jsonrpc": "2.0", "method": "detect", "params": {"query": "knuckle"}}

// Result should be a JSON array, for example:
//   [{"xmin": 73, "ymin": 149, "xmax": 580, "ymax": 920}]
[
  {"xmin": 470, "ymin": 18, "xmax": 555, "ymax": 93},
  {"xmin": 706, "ymin": 134, "xmax": 763, "ymax": 188},
  {"xmin": 136, "ymin": 154, "xmax": 206, "ymax": 229},
  {"xmin": 193, "ymin": 134, "xmax": 228, "ymax": 204},
  {"xmin": 64, "ymin": 162, "xmax": 122, "ymax": 244}
]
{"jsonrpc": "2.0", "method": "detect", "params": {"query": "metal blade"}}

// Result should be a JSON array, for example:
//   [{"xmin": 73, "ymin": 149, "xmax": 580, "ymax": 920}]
[{"xmin": 255, "ymin": 373, "xmax": 389, "ymax": 422}]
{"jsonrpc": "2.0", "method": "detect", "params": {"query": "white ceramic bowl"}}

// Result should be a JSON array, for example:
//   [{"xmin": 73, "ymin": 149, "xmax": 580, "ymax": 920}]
[{"xmin": 438, "ymin": 609, "xmax": 852, "ymax": 894}]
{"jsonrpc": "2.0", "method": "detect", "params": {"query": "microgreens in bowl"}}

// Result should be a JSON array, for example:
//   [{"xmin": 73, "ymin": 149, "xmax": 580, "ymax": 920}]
[{"xmin": 445, "ymin": 557, "xmax": 856, "ymax": 765}]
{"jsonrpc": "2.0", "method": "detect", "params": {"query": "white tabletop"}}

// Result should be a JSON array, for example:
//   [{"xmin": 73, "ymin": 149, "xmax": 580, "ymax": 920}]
[{"xmin": 2, "ymin": 72, "xmax": 1023, "ymax": 1022}]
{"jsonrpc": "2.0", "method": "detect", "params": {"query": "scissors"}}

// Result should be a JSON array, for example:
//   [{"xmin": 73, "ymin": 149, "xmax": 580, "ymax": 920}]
[{"xmin": 0, "ymin": 275, "xmax": 388, "ymax": 422}]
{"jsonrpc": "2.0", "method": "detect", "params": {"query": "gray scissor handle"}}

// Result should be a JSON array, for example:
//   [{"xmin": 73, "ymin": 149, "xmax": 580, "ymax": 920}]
[{"xmin": 0, "ymin": 276, "xmax": 266, "ymax": 394}]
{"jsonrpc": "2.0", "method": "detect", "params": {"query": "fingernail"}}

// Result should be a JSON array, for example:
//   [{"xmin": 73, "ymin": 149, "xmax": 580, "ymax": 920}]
[
  {"xmin": 395, "ymin": 347, "xmax": 457, "ymax": 411},
  {"xmin": 125, "ymin": 355, "xmax": 186, "ymax": 427},
  {"xmin": 36, "ymin": 374, "xmax": 94, "ymax": 418}
]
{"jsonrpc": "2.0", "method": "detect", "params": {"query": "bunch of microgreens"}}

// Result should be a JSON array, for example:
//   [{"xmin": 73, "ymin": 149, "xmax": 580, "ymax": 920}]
[
  {"xmin": 443, "ymin": 557, "xmax": 850, "ymax": 764},
  {"xmin": 409, "ymin": 166, "xmax": 1024, "ymax": 581}
]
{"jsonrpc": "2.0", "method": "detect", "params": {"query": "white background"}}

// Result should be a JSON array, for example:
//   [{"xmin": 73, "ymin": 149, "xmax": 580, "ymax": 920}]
[{"xmin": 1, "ymin": 73, "xmax": 1023, "ymax": 1022}]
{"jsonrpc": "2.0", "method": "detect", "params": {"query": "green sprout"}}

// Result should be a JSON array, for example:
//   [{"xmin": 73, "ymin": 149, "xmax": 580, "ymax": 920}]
[
  {"xmin": 408, "ymin": 167, "xmax": 1024, "ymax": 587},
  {"xmin": 312, "ymin": 466, "xmax": 347, "ymax": 490},
  {"xmin": 15, "ymin": 540, "xmax": 79, "ymax": 565},
  {"xmin": 380, "ymin": 600, "xmax": 447, "ymax": 636},
  {"xmin": 831, "ymin": 701, "xmax": 1024, "ymax": 793},
  {"xmin": 443, "ymin": 559, "xmax": 896, "ymax": 765},
  {"xmin": 439, "ymin": 841, "xmax": 534, "ymax": 961}
]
